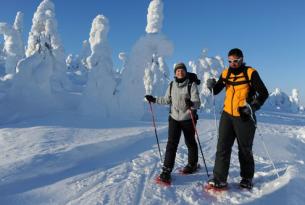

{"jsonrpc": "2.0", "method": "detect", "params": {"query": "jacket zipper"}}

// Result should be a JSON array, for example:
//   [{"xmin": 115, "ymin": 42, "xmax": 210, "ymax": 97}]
[{"xmin": 231, "ymin": 85, "xmax": 235, "ymax": 115}]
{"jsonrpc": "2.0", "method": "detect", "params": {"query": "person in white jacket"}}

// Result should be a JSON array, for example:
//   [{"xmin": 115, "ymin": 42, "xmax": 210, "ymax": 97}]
[{"xmin": 145, "ymin": 62, "xmax": 201, "ymax": 183}]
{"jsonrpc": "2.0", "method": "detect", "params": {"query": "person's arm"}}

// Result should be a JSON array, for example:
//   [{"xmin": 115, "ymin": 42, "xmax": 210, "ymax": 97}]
[
  {"xmin": 212, "ymin": 75, "xmax": 226, "ymax": 95},
  {"xmin": 250, "ymin": 71, "xmax": 269, "ymax": 109},
  {"xmin": 190, "ymin": 82, "xmax": 201, "ymax": 109},
  {"xmin": 155, "ymin": 84, "xmax": 171, "ymax": 105}
]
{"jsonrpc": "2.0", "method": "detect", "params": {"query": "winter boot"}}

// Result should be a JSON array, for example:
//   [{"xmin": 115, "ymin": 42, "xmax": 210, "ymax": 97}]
[
  {"xmin": 207, "ymin": 177, "xmax": 228, "ymax": 189},
  {"xmin": 240, "ymin": 178, "xmax": 253, "ymax": 189},
  {"xmin": 181, "ymin": 164, "xmax": 199, "ymax": 174},
  {"xmin": 159, "ymin": 166, "xmax": 172, "ymax": 183}
]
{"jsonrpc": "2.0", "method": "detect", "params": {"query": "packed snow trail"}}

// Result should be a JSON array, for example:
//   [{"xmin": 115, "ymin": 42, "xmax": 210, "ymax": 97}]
[{"xmin": 0, "ymin": 112, "xmax": 305, "ymax": 204}]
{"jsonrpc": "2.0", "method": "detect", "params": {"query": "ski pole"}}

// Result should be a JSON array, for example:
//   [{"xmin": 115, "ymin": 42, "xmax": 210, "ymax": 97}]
[
  {"xmin": 148, "ymin": 102, "xmax": 163, "ymax": 165},
  {"xmin": 247, "ymin": 105, "xmax": 280, "ymax": 179},
  {"xmin": 211, "ymin": 90, "xmax": 219, "ymax": 139},
  {"xmin": 258, "ymin": 128, "xmax": 280, "ymax": 179},
  {"xmin": 188, "ymin": 109, "xmax": 210, "ymax": 178}
]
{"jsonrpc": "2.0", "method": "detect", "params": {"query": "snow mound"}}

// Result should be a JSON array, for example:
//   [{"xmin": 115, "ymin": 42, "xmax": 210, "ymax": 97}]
[{"xmin": 264, "ymin": 88, "xmax": 303, "ymax": 113}]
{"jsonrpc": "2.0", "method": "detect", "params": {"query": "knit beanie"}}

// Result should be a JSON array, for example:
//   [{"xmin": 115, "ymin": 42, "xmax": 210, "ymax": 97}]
[
  {"xmin": 174, "ymin": 62, "xmax": 187, "ymax": 73},
  {"xmin": 228, "ymin": 48, "xmax": 244, "ymax": 57}
]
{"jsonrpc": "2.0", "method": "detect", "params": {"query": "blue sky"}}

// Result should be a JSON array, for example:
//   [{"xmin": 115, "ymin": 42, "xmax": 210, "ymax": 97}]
[{"xmin": 1, "ymin": 0, "xmax": 305, "ymax": 104}]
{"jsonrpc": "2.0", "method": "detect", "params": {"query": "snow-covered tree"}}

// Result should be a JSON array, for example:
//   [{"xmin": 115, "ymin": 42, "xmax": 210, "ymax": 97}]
[
  {"xmin": 113, "ymin": 52, "xmax": 127, "ymax": 95},
  {"xmin": 118, "ymin": 52, "xmax": 127, "ymax": 74},
  {"xmin": 265, "ymin": 88, "xmax": 293, "ymax": 112},
  {"xmin": 7, "ymin": 0, "xmax": 71, "ymax": 114},
  {"xmin": 158, "ymin": 56, "xmax": 170, "ymax": 81},
  {"xmin": 0, "ymin": 12, "xmax": 25, "ymax": 75},
  {"xmin": 189, "ymin": 49, "xmax": 225, "ymax": 113},
  {"xmin": 146, "ymin": 0, "xmax": 163, "ymax": 34},
  {"xmin": 65, "ymin": 40, "xmax": 90, "ymax": 88},
  {"xmin": 143, "ymin": 53, "xmax": 169, "ymax": 96},
  {"xmin": 80, "ymin": 15, "xmax": 117, "ymax": 117},
  {"xmin": 290, "ymin": 89, "xmax": 300, "ymax": 105},
  {"xmin": 19, "ymin": 0, "xmax": 69, "ymax": 93},
  {"xmin": 26, "ymin": 0, "xmax": 63, "ymax": 58},
  {"xmin": 80, "ymin": 40, "xmax": 90, "ymax": 66},
  {"xmin": 144, "ymin": 63, "xmax": 153, "ymax": 95},
  {"xmin": 289, "ymin": 89, "xmax": 302, "ymax": 113},
  {"xmin": 0, "ymin": 42, "xmax": 5, "ymax": 75},
  {"xmin": 66, "ymin": 54, "xmax": 88, "ymax": 87},
  {"xmin": 119, "ymin": 0, "xmax": 173, "ymax": 119}
]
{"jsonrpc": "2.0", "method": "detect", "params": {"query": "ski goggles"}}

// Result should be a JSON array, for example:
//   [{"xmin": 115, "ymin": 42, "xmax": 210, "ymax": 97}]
[{"xmin": 228, "ymin": 58, "xmax": 242, "ymax": 64}]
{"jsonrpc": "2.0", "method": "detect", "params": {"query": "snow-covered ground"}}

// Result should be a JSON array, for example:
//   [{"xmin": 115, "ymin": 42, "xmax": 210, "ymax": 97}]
[
  {"xmin": 1, "ymin": 1, "xmax": 304, "ymax": 204},
  {"xmin": 0, "ymin": 110, "xmax": 304, "ymax": 205}
]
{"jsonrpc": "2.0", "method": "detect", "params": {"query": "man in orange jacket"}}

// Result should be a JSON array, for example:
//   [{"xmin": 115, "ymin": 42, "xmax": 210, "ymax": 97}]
[{"xmin": 206, "ymin": 48, "xmax": 269, "ymax": 189}]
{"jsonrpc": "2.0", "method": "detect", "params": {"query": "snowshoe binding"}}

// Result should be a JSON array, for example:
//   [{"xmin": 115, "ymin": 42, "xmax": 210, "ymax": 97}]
[
  {"xmin": 155, "ymin": 167, "xmax": 171, "ymax": 186},
  {"xmin": 204, "ymin": 178, "xmax": 228, "ymax": 192},
  {"xmin": 239, "ymin": 178, "xmax": 253, "ymax": 189}
]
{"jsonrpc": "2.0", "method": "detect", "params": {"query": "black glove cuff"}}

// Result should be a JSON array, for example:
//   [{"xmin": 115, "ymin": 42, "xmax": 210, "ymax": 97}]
[{"xmin": 251, "ymin": 99, "xmax": 261, "ymax": 111}]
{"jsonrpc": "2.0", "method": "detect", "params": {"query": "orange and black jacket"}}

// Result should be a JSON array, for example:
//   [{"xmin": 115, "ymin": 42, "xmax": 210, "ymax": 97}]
[{"xmin": 212, "ymin": 65, "xmax": 269, "ymax": 117}]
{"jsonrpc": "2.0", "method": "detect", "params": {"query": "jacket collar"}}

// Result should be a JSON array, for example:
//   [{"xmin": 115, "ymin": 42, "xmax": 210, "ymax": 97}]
[
  {"xmin": 174, "ymin": 77, "xmax": 189, "ymax": 87},
  {"xmin": 229, "ymin": 64, "xmax": 246, "ymax": 75}
]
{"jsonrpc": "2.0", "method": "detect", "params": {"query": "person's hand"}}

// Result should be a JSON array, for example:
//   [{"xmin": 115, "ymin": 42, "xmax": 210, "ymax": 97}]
[
  {"xmin": 238, "ymin": 105, "xmax": 252, "ymax": 121},
  {"xmin": 250, "ymin": 99, "xmax": 261, "ymax": 112},
  {"xmin": 207, "ymin": 78, "xmax": 216, "ymax": 91},
  {"xmin": 185, "ymin": 98, "xmax": 194, "ymax": 108},
  {"xmin": 145, "ymin": 95, "xmax": 156, "ymax": 103}
]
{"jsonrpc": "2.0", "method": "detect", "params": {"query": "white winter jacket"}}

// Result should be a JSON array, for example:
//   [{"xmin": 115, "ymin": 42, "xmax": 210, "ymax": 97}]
[{"xmin": 156, "ymin": 78, "xmax": 201, "ymax": 121}]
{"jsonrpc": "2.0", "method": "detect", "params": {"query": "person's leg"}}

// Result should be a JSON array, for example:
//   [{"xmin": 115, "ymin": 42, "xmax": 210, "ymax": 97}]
[
  {"xmin": 163, "ymin": 117, "xmax": 182, "ymax": 170},
  {"xmin": 213, "ymin": 112, "xmax": 236, "ymax": 182},
  {"xmin": 234, "ymin": 117, "xmax": 256, "ymax": 180},
  {"xmin": 181, "ymin": 119, "xmax": 198, "ymax": 167}
]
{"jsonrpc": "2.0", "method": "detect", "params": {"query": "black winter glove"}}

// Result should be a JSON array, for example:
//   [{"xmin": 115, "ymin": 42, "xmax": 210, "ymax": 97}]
[
  {"xmin": 250, "ymin": 99, "xmax": 261, "ymax": 112},
  {"xmin": 185, "ymin": 98, "xmax": 194, "ymax": 108},
  {"xmin": 145, "ymin": 95, "xmax": 156, "ymax": 103},
  {"xmin": 207, "ymin": 78, "xmax": 216, "ymax": 91},
  {"xmin": 238, "ymin": 105, "xmax": 252, "ymax": 121}
]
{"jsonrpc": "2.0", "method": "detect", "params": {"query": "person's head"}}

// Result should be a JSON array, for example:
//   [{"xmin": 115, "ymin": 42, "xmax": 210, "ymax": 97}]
[
  {"xmin": 228, "ymin": 48, "xmax": 244, "ymax": 69},
  {"xmin": 174, "ymin": 62, "xmax": 187, "ymax": 79}
]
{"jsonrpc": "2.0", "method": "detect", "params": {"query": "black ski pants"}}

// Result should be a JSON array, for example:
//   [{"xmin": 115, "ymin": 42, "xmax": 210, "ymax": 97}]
[
  {"xmin": 213, "ymin": 111, "xmax": 256, "ymax": 182},
  {"xmin": 163, "ymin": 116, "xmax": 198, "ymax": 171}
]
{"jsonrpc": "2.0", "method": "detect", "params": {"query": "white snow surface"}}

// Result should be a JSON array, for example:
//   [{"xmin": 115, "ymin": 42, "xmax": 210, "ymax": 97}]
[{"xmin": 0, "ymin": 110, "xmax": 304, "ymax": 204}]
